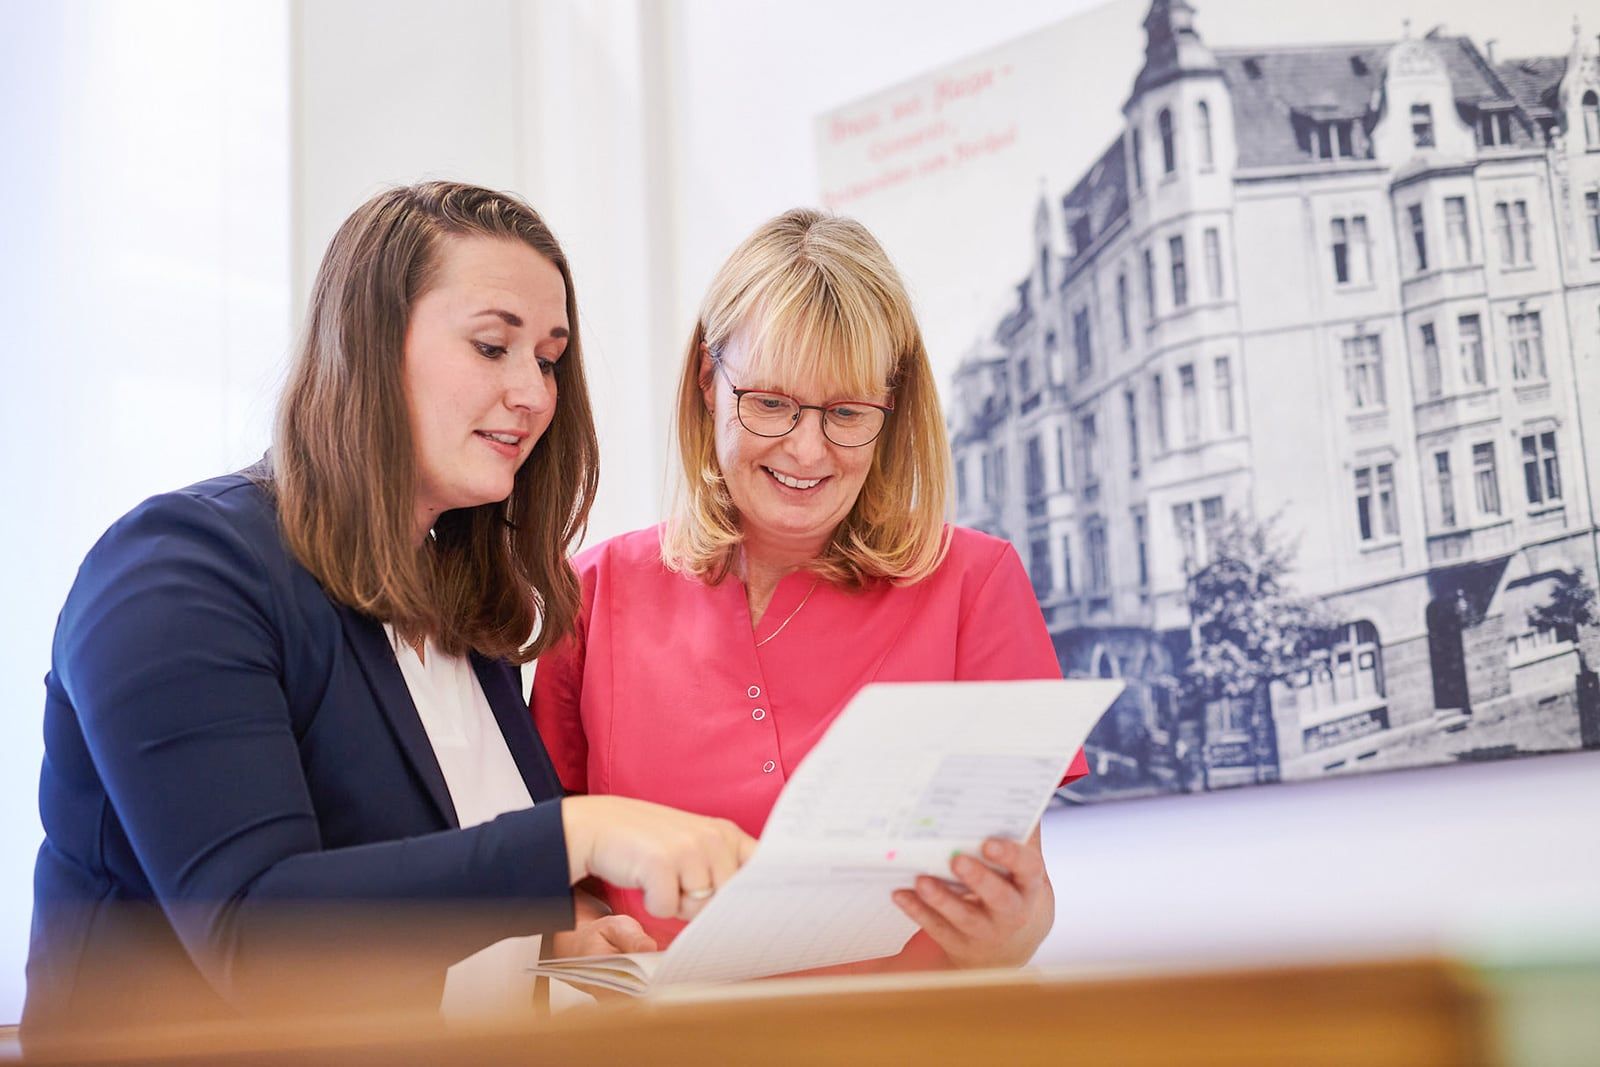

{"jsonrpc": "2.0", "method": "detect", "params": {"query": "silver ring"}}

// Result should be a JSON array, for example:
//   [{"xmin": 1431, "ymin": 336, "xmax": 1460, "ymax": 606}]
[{"xmin": 683, "ymin": 886, "xmax": 715, "ymax": 901}]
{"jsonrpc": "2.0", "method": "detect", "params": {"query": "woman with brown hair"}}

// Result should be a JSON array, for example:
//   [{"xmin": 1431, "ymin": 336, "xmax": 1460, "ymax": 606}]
[
  {"xmin": 25, "ymin": 181, "xmax": 753, "ymax": 1034},
  {"xmin": 534, "ymin": 209, "xmax": 1087, "ymax": 974}
]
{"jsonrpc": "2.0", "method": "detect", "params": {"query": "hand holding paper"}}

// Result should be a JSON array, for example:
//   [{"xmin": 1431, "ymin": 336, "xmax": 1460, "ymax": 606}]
[{"xmin": 531, "ymin": 678, "xmax": 1121, "ymax": 995}]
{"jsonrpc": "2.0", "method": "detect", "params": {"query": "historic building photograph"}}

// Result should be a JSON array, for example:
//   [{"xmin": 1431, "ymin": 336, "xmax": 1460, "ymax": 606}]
[{"xmin": 945, "ymin": 1, "xmax": 1600, "ymax": 800}]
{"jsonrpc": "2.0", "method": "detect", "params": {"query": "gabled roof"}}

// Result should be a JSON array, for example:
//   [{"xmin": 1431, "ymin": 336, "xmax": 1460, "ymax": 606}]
[
  {"xmin": 1494, "ymin": 56, "xmax": 1567, "ymax": 114},
  {"xmin": 1060, "ymin": 136, "xmax": 1131, "ymax": 271},
  {"xmin": 1214, "ymin": 35, "xmax": 1554, "ymax": 166}
]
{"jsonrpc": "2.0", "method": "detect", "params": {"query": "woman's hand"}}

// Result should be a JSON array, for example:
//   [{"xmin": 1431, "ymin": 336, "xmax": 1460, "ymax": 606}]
[
  {"xmin": 561, "ymin": 796, "xmax": 757, "ymax": 921},
  {"xmin": 891, "ymin": 825, "xmax": 1054, "ymax": 969},
  {"xmin": 549, "ymin": 891, "xmax": 658, "ymax": 959}
]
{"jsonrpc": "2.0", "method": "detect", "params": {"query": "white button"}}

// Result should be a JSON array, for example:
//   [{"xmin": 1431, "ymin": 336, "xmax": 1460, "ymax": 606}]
[
  {"xmin": 747, "ymin": 685, "xmax": 761, "ymax": 698},
  {"xmin": 762, "ymin": 760, "xmax": 776, "ymax": 773},
  {"xmin": 752, "ymin": 708, "xmax": 766, "ymax": 721}
]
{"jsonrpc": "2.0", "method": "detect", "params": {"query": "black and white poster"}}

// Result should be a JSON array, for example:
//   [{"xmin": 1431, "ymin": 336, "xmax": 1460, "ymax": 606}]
[{"xmin": 818, "ymin": 0, "xmax": 1600, "ymax": 800}]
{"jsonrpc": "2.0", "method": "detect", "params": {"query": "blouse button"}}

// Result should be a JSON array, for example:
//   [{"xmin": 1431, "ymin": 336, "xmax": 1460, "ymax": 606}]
[
  {"xmin": 747, "ymin": 685, "xmax": 761, "ymax": 699},
  {"xmin": 762, "ymin": 760, "xmax": 776, "ymax": 774},
  {"xmin": 752, "ymin": 707, "xmax": 766, "ymax": 721}
]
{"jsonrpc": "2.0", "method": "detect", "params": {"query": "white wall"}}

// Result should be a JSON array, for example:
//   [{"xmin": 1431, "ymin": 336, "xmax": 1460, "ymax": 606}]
[{"xmin": 0, "ymin": 0, "xmax": 292, "ymax": 1023}]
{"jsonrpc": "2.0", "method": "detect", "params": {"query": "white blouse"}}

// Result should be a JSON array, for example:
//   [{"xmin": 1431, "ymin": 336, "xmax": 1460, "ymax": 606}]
[{"xmin": 387, "ymin": 627, "xmax": 541, "ymax": 1021}]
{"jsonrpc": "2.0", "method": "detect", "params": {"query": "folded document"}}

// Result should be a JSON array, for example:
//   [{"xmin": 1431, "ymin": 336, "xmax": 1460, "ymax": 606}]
[{"xmin": 529, "ymin": 678, "xmax": 1122, "ymax": 995}]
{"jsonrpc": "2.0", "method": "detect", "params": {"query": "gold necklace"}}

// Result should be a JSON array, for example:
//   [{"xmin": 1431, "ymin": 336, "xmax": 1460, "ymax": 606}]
[{"xmin": 755, "ymin": 579, "xmax": 821, "ymax": 648}]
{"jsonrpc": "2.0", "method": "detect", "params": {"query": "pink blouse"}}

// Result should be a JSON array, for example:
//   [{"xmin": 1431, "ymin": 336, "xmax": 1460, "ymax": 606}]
[{"xmin": 532, "ymin": 524, "xmax": 1089, "ymax": 945}]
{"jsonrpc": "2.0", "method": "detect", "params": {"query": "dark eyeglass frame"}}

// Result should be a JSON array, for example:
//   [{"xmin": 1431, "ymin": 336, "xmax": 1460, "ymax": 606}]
[{"xmin": 711, "ymin": 356, "xmax": 893, "ymax": 448}]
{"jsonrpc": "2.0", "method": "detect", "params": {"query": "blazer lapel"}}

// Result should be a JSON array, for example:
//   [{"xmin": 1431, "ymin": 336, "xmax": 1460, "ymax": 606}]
[
  {"xmin": 472, "ymin": 655, "xmax": 565, "ymax": 802},
  {"xmin": 335, "ymin": 604, "xmax": 459, "ymax": 828}
]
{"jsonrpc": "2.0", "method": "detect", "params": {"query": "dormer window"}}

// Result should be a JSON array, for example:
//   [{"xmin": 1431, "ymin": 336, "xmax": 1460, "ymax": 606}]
[
  {"xmin": 1196, "ymin": 100, "xmax": 1215, "ymax": 170},
  {"xmin": 1158, "ymin": 108, "xmax": 1177, "ymax": 174},
  {"xmin": 1411, "ymin": 103, "xmax": 1435, "ymax": 149},
  {"xmin": 1070, "ymin": 216, "xmax": 1092, "ymax": 257},
  {"xmin": 1130, "ymin": 128, "xmax": 1145, "ymax": 191},
  {"xmin": 1478, "ymin": 109, "xmax": 1512, "ymax": 148},
  {"xmin": 1585, "ymin": 90, "xmax": 1599, "ymax": 149},
  {"xmin": 1314, "ymin": 120, "xmax": 1356, "ymax": 159}
]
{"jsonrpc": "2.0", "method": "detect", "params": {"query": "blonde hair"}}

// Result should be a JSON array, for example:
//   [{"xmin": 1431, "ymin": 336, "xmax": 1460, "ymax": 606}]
[
  {"xmin": 272, "ymin": 181, "xmax": 598, "ymax": 663},
  {"xmin": 662, "ymin": 208, "xmax": 951, "ymax": 587}
]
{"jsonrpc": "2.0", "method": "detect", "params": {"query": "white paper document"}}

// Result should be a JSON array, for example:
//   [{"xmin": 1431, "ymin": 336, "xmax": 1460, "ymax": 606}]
[{"xmin": 529, "ymin": 678, "xmax": 1122, "ymax": 995}]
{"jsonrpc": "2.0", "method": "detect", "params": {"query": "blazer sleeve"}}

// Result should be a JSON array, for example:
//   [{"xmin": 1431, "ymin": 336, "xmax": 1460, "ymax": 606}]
[
  {"xmin": 953, "ymin": 540, "xmax": 1091, "ymax": 785},
  {"xmin": 53, "ymin": 490, "xmax": 575, "ymax": 1006}
]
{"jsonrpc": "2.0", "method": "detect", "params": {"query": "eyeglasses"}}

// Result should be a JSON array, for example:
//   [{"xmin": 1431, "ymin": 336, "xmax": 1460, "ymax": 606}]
[{"xmin": 712, "ymin": 357, "xmax": 892, "ymax": 448}]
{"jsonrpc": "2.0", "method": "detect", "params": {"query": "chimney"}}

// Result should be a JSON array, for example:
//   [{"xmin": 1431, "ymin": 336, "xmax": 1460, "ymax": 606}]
[{"xmin": 1485, "ymin": 38, "xmax": 1497, "ymax": 65}]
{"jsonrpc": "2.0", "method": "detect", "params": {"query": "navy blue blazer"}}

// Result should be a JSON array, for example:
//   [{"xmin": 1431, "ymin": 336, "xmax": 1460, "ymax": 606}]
[{"xmin": 26, "ymin": 471, "xmax": 574, "ymax": 1032}]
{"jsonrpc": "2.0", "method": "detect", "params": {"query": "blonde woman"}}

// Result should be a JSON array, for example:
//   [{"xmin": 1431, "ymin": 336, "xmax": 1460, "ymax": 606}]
[
  {"xmin": 534, "ymin": 209, "xmax": 1086, "ymax": 970},
  {"xmin": 26, "ymin": 182, "xmax": 753, "ymax": 1035}
]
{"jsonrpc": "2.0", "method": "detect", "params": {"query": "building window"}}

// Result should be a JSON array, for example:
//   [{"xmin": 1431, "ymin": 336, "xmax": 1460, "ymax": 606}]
[
  {"xmin": 1158, "ymin": 107, "xmax": 1176, "ymax": 174},
  {"xmin": 1173, "ymin": 496, "xmax": 1224, "ymax": 571},
  {"xmin": 1169, "ymin": 235, "xmax": 1188, "ymax": 308},
  {"xmin": 1142, "ymin": 247, "xmax": 1156, "ymax": 322},
  {"xmin": 1508, "ymin": 624, "xmax": 1567, "ymax": 662},
  {"xmin": 1330, "ymin": 215, "xmax": 1372, "ymax": 285},
  {"xmin": 1445, "ymin": 196, "xmax": 1472, "ymax": 264},
  {"xmin": 1151, "ymin": 372, "xmax": 1168, "ymax": 451},
  {"xmin": 1584, "ymin": 90, "xmax": 1600, "ymax": 149},
  {"xmin": 1178, "ymin": 363, "xmax": 1200, "ymax": 444},
  {"xmin": 1017, "ymin": 352, "xmax": 1035, "ymax": 397},
  {"xmin": 1458, "ymin": 313, "xmax": 1487, "ymax": 387},
  {"xmin": 1125, "ymin": 389, "xmax": 1141, "ymax": 476},
  {"xmin": 1342, "ymin": 333, "xmax": 1386, "ymax": 410},
  {"xmin": 1214, "ymin": 356, "xmax": 1236, "ymax": 434},
  {"xmin": 1434, "ymin": 451, "xmax": 1457, "ymax": 528},
  {"xmin": 1274, "ymin": 622, "xmax": 1385, "ymax": 718},
  {"xmin": 1408, "ymin": 204, "xmax": 1428, "ymax": 273},
  {"xmin": 1420, "ymin": 322, "xmax": 1442, "ymax": 399},
  {"xmin": 1312, "ymin": 119, "xmax": 1355, "ymax": 160},
  {"xmin": 1025, "ymin": 435, "xmax": 1047, "ymax": 500},
  {"xmin": 983, "ymin": 444, "xmax": 1007, "ymax": 502},
  {"xmin": 1522, "ymin": 431, "xmax": 1562, "ymax": 507},
  {"xmin": 1473, "ymin": 442, "xmax": 1501, "ymax": 515},
  {"xmin": 1495, "ymin": 200, "xmax": 1533, "ymax": 266},
  {"xmin": 1060, "ymin": 534, "xmax": 1075, "ymax": 595},
  {"xmin": 1133, "ymin": 510, "xmax": 1150, "ymax": 588},
  {"xmin": 1204, "ymin": 227, "xmax": 1223, "ymax": 299},
  {"xmin": 1586, "ymin": 191, "xmax": 1600, "ymax": 255},
  {"xmin": 1478, "ymin": 110, "xmax": 1512, "ymax": 147},
  {"xmin": 1073, "ymin": 307, "xmax": 1093, "ymax": 380},
  {"xmin": 1411, "ymin": 103, "xmax": 1434, "ymax": 148},
  {"xmin": 1173, "ymin": 502, "xmax": 1197, "ymax": 569},
  {"xmin": 1130, "ymin": 127, "xmax": 1144, "ymax": 191},
  {"xmin": 1079, "ymin": 414, "xmax": 1100, "ymax": 488},
  {"xmin": 1508, "ymin": 310, "xmax": 1546, "ymax": 381},
  {"xmin": 956, "ymin": 454, "xmax": 968, "ymax": 511},
  {"xmin": 1044, "ymin": 330, "xmax": 1062, "ymax": 385},
  {"xmin": 1085, "ymin": 519, "xmax": 1110, "ymax": 594},
  {"xmin": 1353, "ymin": 463, "xmax": 1398, "ymax": 543},
  {"xmin": 1196, "ymin": 100, "xmax": 1214, "ymax": 169},
  {"xmin": 1116, "ymin": 272, "xmax": 1131, "ymax": 347},
  {"xmin": 1055, "ymin": 424, "xmax": 1068, "ymax": 491},
  {"xmin": 1029, "ymin": 536, "xmax": 1054, "ymax": 597}
]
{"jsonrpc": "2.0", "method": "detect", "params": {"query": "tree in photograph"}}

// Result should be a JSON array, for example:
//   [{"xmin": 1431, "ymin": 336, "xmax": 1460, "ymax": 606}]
[
  {"xmin": 1528, "ymin": 568, "xmax": 1600, "ymax": 747},
  {"xmin": 1180, "ymin": 511, "xmax": 1334, "ymax": 786}
]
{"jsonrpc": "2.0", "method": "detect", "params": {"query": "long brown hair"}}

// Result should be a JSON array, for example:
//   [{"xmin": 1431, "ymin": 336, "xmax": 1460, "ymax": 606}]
[{"xmin": 271, "ymin": 181, "xmax": 598, "ymax": 663}]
